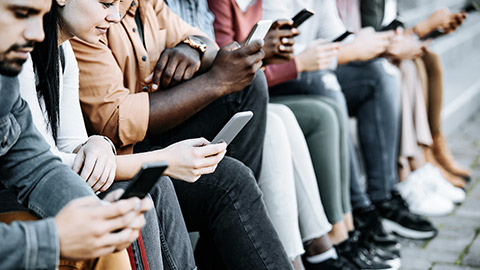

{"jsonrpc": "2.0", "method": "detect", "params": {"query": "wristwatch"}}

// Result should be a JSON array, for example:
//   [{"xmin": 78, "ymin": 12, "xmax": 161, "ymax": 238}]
[{"xmin": 181, "ymin": 36, "xmax": 207, "ymax": 56}]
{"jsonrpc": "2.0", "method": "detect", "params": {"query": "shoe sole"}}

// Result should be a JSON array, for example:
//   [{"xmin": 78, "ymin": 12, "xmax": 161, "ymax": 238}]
[{"xmin": 381, "ymin": 219, "xmax": 437, "ymax": 240}]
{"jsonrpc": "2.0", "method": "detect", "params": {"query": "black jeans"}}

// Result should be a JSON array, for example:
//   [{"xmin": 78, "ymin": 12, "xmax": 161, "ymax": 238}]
[{"xmin": 142, "ymin": 70, "xmax": 268, "ymax": 179}]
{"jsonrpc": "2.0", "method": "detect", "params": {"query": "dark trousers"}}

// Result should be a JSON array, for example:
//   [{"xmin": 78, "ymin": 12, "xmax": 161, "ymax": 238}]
[{"xmin": 136, "ymin": 72, "xmax": 292, "ymax": 269}]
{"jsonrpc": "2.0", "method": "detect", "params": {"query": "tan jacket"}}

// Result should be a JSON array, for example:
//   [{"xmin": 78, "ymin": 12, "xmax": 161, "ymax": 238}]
[{"xmin": 70, "ymin": 0, "xmax": 205, "ymax": 153}]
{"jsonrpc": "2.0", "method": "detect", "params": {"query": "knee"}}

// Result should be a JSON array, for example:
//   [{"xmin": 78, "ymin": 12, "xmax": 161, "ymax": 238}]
[{"xmin": 211, "ymin": 156, "xmax": 263, "ymax": 199}]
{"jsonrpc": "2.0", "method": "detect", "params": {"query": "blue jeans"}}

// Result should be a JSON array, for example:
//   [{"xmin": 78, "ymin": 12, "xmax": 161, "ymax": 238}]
[{"xmin": 335, "ymin": 59, "xmax": 400, "ymax": 203}]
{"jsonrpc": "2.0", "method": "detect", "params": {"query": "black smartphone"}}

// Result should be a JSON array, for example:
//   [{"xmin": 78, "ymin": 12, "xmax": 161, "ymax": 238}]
[
  {"xmin": 118, "ymin": 161, "xmax": 168, "ymax": 200},
  {"xmin": 381, "ymin": 19, "xmax": 404, "ymax": 31},
  {"xmin": 463, "ymin": 1, "xmax": 480, "ymax": 13},
  {"xmin": 291, "ymin": 8, "xmax": 315, "ymax": 28},
  {"xmin": 332, "ymin": 30, "xmax": 352, "ymax": 42}
]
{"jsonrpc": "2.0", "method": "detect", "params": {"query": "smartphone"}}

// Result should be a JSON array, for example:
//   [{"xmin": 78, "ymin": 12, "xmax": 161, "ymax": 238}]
[
  {"xmin": 332, "ymin": 30, "xmax": 352, "ymax": 42},
  {"xmin": 463, "ymin": 1, "xmax": 479, "ymax": 13},
  {"xmin": 245, "ymin": 20, "xmax": 273, "ymax": 44},
  {"xmin": 118, "ymin": 161, "xmax": 168, "ymax": 200},
  {"xmin": 291, "ymin": 8, "xmax": 315, "ymax": 28},
  {"xmin": 381, "ymin": 19, "xmax": 404, "ymax": 31},
  {"xmin": 211, "ymin": 111, "xmax": 254, "ymax": 145}
]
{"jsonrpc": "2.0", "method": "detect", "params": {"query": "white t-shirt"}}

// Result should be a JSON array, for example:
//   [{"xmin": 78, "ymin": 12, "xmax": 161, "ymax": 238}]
[
  {"xmin": 18, "ymin": 41, "xmax": 88, "ymax": 167},
  {"xmin": 262, "ymin": 0, "xmax": 348, "ymax": 54}
]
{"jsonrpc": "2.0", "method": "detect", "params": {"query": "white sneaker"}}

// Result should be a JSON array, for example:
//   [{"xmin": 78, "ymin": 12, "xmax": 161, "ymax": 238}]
[
  {"xmin": 396, "ymin": 171, "xmax": 454, "ymax": 217},
  {"xmin": 416, "ymin": 164, "xmax": 466, "ymax": 204}
]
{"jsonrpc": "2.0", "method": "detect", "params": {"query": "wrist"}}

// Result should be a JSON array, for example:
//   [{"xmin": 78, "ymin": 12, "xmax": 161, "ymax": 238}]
[{"xmin": 83, "ymin": 135, "xmax": 117, "ymax": 155}]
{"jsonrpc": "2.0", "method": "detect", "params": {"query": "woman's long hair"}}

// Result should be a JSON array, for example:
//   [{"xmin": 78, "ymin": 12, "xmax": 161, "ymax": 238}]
[{"xmin": 30, "ymin": 3, "xmax": 61, "ymax": 141}]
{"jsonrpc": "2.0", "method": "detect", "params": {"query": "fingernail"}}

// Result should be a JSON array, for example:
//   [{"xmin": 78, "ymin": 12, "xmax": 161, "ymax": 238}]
[
  {"xmin": 152, "ymin": 84, "xmax": 158, "ymax": 90},
  {"xmin": 279, "ymin": 45, "xmax": 285, "ymax": 51}
]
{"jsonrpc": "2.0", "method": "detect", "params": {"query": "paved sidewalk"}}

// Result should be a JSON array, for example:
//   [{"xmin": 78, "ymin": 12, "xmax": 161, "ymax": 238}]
[{"xmin": 398, "ymin": 112, "xmax": 480, "ymax": 270}]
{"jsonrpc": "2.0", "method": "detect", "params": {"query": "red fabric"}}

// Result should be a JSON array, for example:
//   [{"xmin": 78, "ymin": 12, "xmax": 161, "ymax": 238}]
[
  {"xmin": 137, "ymin": 229, "xmax": 150, "ymax": 270},
  {"xmin": 127, "ymin": 245, "xmax": 136, "ymax": 270},
  {"xmin": 126, "ymin": 230, "xmax": 149, "ymax": 270},
  {"xmin": 208, "ymin": 0, "xmax": 298, "ymax": 86}
]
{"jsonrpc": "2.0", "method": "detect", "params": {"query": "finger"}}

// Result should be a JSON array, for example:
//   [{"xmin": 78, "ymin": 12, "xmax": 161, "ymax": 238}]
[
  {"xmin": 172, "ymin": 62, "xmax": 188, "ymax": 84},
  {"xmin": 144, "ymin": 73, "xmax": 153, "ymax": 84},
  {"xmin": 195, "ymin": 142, "xmax": 227, "ymax": 157},
  {"xmin": 79, "ymin": 154, "xmax": 97, "ymax": 181},
  {"xmin": 103, "ymin": 189, "xmax": 124, "ymax": 202},
  {"xmin": 94, "ymin": 197, "xmax": 141, "ymax": 219},
  {"xmin": 161, "ymin": 58, "xmax": 180, "ymax": 88},
  {"xmin": 276, "ymin": 29, "xmax": 297, "ymax": 38},
  {"xmin": 199, "ymin": 150, "xmax": 227, "ymax": 168},
  {"xmin": 100, "ymin": 167, "xmax": 117, "ymax": 193},
  {"xmin": 222, "ymin": 41, "xmax": 241, "ymax": 52},
  {"xmin": 278, "ymin": 44, "xmax": 294, "ymax": 54},
  {"xmin": 183, "ymin": 65, "xmax": 196, "ymax": 81},
  {"xmin": 86, "ymin": 157, "xmax": 106, "ymax": 189},
  {"xmin": 98, "ymin": 227, "xmax": 140, "ymax": 247},
  {"xmin": 252, "ymin": 60, "xmax": 263, "ymax": 73},
  {"xmin": 193, "ymin": 164, "xmax": 218, "ymax": 176},
  {"xmin": 280, "ymin": 37, "xmax": 295, "ymax": 46},
  {"xmin": 91, "ymin": 161, "xmax": 110, "ymax": 192},
  {"xmin": 72, "ymin": 150, "xmax": 86, "ymax": 174},
  {"xmin": 241, "ymin": 40, "xmax": 264, "ymax": 55},
  {"xmin": 188, "ymin": 137, "xmax": 210, "ymax": 147},
  {"xmin": 152, "ymin": 54, "xmax": 169, "ymax": 90},
  {"xmin": 271, "ymin": 19, "xmax": 293, "ymax": 30}
]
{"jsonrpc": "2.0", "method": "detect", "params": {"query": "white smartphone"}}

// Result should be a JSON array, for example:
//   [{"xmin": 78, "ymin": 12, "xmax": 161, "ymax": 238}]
[
  {"xmin": 211, "ymin": 111, "xmax": 254, "ymax": 145},
  {"xmin": 244, "ymin": 20, "xmax": 273, "ymax": 45}
]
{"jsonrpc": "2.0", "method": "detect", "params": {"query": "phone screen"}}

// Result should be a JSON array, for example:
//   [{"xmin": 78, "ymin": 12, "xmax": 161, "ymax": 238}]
[{"xmin": 332, "ymin": 31, "xmax": 352, "ymax": 42}]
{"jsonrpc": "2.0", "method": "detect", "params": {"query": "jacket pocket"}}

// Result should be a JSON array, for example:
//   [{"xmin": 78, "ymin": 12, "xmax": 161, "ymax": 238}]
[{"xmin": 0, "ymin": 113, "xmax": 21, "ymax": 156}]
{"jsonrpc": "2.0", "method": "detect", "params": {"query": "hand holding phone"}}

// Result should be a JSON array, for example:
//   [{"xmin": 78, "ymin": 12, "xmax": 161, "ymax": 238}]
[
  {"xmin": 211, "ymin": 111, "xmax": 254, "ymax": 145},
  {"xmin": 119, "ymin": 161, "xmax": 168, "ymax": 200},
  {"xmin": 245, "ymin": 20, "xmax": 273, "ymax": 45}
]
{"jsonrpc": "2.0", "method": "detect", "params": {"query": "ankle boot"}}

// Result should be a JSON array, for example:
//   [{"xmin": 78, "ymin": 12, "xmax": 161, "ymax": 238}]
[
  {"xmin": 432, "ymin": 133, "xmax": 471, "ymax": 180},
  {"xmin": 424, "ymin": 147, "xmax": 466, "ymax": 188}
]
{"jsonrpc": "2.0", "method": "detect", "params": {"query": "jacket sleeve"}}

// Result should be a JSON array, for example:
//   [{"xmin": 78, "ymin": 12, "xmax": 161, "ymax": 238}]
[
  {"xmin": 0, "ymin": 218, "xmax": 59, "ymax": 269},
  {"xmin": 0, "ymin": 94, "xmax": 94, "ymax": 217}
]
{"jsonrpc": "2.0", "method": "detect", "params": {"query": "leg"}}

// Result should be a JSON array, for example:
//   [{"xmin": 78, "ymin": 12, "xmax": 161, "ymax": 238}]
[
  {"xmin": 271, "ymin": 96, "xmax": 344, "ymax": 224},
  {"xmin": 173, "ymin": 157, "xmax": 292, "ymax": 270},
  {"xmin": 258, "ymin": 105, "xmax": 304, "ymax": 261},
  {"xmin": 336, "ymin": 59, "xmax": 401, "ymax": 203}
]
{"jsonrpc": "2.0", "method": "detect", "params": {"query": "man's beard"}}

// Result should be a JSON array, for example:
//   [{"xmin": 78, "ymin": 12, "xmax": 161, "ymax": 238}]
[{"xmin": 0, "ymin": 41, "xmax": 34, "ymax": 76}]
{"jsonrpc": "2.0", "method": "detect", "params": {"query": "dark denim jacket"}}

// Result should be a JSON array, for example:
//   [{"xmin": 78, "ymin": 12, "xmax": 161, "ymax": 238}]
[{"xmin": 0, "ymin": 75, "xmax": 94, "ymax": 269}]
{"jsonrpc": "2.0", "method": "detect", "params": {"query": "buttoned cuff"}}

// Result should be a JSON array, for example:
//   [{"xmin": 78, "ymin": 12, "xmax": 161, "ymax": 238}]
[{"xmin": 118, "ymin": 92, "xmax": 150, "ymax": 148}]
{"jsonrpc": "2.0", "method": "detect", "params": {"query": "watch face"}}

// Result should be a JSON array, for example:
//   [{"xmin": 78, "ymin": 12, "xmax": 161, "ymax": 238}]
[
  {"xmin": 187, "ymin": 36, "xmax": 207, "ymax": 53},
  {"xmin": 189, "ymin": 36, "xmax": 206, "ymax": 46}
]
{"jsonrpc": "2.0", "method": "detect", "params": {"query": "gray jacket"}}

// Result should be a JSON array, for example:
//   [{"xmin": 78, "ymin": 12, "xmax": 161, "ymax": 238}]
[{"xmin": 0, "ymin": 75, "xmax": 94, "ymax": 269}]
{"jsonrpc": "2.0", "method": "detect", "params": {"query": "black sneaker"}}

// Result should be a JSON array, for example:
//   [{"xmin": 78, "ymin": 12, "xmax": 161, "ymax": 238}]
[
  {"xmin": 374, "ymin": 190, "xmax": 438, "ymax": 240},
  {"xmin": 353, "ymin": 205, "xmax": 401, "ymax": 256},
  {"xmin": 335, "ymin": 238, "xmax": 393, "ymax": 270},
  {"xmin": 350, "ymin": 230, "xmax": 401, "ymax": 270},
  {"xmin": 302, "ymin": 255, "xmax": 358, "ymax": 270}
]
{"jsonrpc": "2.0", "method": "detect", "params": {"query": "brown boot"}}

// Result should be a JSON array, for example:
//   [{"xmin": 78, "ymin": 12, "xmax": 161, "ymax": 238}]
[
  {"xmin": 431, "ymin": 133, "xmax": 471, "ymax": 179},
  {"xmin": 424, "ymin": 147, "xmax": 466, "ymax": 188}
]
